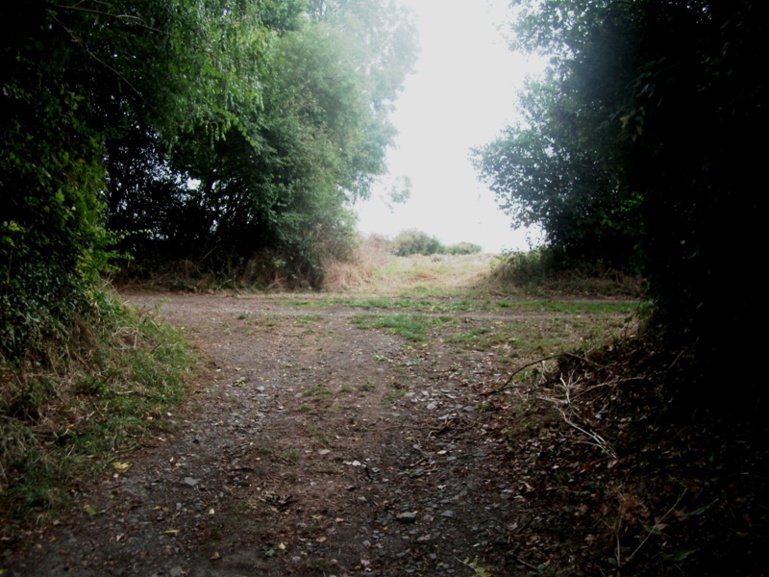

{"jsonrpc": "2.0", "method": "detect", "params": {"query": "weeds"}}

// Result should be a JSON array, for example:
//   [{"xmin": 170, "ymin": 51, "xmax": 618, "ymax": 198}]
[
  {"xmin": 351, "ymin": 314, "xmax": 445, "ymax": 343},
  {"xmin": 481, "ymin": 249, "xmax": 644, "ymax": 298},
  {"xmin": 0, "ymin": 289, "xmax": 195, "ymax": 525},
  {"xmin": 304, "ymin": 383, "xmax": 333, "ymax": 400}
]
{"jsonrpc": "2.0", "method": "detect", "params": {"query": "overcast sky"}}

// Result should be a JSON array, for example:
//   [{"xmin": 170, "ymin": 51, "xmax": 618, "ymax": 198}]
[{"xmin": 353, "ymin": 0, "xmax": 544, "ymax": 253}]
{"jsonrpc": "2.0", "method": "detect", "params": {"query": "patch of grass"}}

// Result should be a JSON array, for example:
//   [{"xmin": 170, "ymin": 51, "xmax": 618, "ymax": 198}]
[
  {"xmin": 294, "ymin": 315, "xmax": 322, "ymax": 326},
  {"xmin": 275, "ymin": 293, "xmax": 640, "ymax": 318},
  {"xmin": 0, "ymin": 290, "xmax": 196, "ymax": 526},
  {"xmin": 304, "ymin": 383, "xmax": 333, "ymax": 400},
  {"xmin": 480, "ymin": 250, "xmax": 644, "ymax": 298},
  {"xmin": 444, "ymin": 315, "xmax": 634, "ymax": 363},
  {"xmin": 254, "ymin": 446, "xmax": 274, "ymax": 459},
  {"xmin": 351, "ymin": 313, "xmax": 446, "ymax": 343},
  {"xmin": 307, "ymin": 424, "xmax": 334, "ymax": 447},
  {"xmin": 364, "ymin": 253, "xmax": 499, "ymax": 294},
  {"xmin": 282, "ymin": 299, "xmax": 316, "ymax": 308},
  {"xmin": 523, "ymin": 300, "xmax": 640, "ymax": 315},
  {"xmin": 276, "ymin": 448, "xmax": 300, "ymax": 463},
  {"xmin": 341, "ymin": 297, "xmax": 407, "ymax": 309}
]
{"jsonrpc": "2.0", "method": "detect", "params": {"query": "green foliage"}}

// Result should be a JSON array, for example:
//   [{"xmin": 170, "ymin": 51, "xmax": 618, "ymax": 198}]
[
  {"xmin": 445, "ymin": 242, "xmax": 483, "ymax": 256},
  {"xmin": 105, "ymin": 1, "xmax": 418, "ymax": 287},
  {"xmin": 1, "ymin": 8, "xmax": 109, "ymax": 302},
  {"xmin": 0, "ymin": 264, "xmax": 88, "ymax": 363},
  {"xmin": 307, "ymin": 0, "xmax": 419, "ymax": 111},
  {"xmin": 473, "ymin": 45, "xmax": 642, "ymax": 270},
  {"xmin": 482, "ymin": 0, "xmax": 766, "ymax": 405},
  {"xmin": 392, "ymin": 229, "xmax": 444, "ymax": 256},
  {"xmin": 351, "ymin": 313, "xmax": 445, "ymax": 343},
  {"xmin": 487, "ymin": 249, "xmax": 643, "ymax": 297},
  {"xmin": 1, "ymin": 0, "xmax": 281, "ymax": 359},
  {"xmin": 0, "ymin": 0, "xmax": 280, "ymax": 519},
  {"xmin": 0, "ymin": 0, "xmax": 419, "ymax": 527},
  {"xmin": 390, "ymin": 230, "xmax": 483, "ymax": 257},
  {"xmin": 75, "ymin": 0, "xmax": 271, "ymax": 139}
]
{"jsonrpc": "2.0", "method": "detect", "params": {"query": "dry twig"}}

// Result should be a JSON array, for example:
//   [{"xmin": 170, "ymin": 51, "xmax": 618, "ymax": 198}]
[
  {"xmin": 491, "ymin": 355, "xmax": 557, "ymax": 394},
  {"xmin": 541, "ymin": 374, "xmax": 618, "ymax": 460}
]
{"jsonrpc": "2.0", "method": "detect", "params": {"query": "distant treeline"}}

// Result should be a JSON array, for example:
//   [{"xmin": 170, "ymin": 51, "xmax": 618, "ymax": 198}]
[{"xmin": 388, "ymin": 230, "xmax": 483, "ymax": 257}]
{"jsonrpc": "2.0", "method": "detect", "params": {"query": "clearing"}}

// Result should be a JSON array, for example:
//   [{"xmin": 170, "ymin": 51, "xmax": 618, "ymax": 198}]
[{"xmin": 2, "ymin": 255, "xmax": 640, "ymax": 576}]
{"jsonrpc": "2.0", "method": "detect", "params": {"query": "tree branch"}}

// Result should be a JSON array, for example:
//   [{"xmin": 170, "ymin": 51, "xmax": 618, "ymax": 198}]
[
  {"xmin": 490, "ymin": 354, "xmax": 557, "ymax": 394},
  {"xmin": 48, "ymin": 3, "xmax": 165, "ymax": 35}
]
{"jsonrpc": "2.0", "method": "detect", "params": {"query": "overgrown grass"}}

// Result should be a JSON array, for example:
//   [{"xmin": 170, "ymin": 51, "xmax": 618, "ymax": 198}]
[
  {"xmin": 0, "ymin": 290, "xmax": 195, "ymax": 527},
  {"xmin": 444, "ymin": 316, "xmax": 632, "ymax": 356},
  {"xmin": 480, "ymin": 249, "xmax": 644, "ymax": 297},
  {"xmin": 115, "ymin": 242, "xmax": 644, "ymax": 302}
]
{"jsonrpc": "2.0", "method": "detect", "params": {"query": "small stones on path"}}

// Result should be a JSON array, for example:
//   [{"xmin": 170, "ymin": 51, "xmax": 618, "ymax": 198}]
[{"xmin": 395, "ymin": 511, "xmax": 418, "ymax": 523}]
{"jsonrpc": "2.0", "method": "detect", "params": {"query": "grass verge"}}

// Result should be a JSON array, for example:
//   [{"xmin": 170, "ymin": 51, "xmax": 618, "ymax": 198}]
[{"xmin": 0, "ymin": 289, "xmax": 195, "ymax": 529}]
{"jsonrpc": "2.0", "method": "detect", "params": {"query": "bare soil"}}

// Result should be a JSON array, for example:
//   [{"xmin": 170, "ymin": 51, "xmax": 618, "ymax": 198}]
[{"xmin": 3, "ymin": 286, "xmax": 630, "ymax": 577}]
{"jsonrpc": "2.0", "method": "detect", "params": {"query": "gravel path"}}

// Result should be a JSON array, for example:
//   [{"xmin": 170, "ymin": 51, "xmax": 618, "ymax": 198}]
[{"xmin": 3, "ymin": 292, "xmax": 569, "ymax": 577}]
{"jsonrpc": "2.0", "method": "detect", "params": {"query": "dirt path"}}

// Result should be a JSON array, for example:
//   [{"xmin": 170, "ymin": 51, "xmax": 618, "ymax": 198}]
[{"xmin": 4, "ymin": 291, "xmax": 625, "ymax": 577}]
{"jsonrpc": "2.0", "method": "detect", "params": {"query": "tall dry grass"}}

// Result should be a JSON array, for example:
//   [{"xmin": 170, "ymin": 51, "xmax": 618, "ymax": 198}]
[{"xmin": 321, "ymin": 235, "xmax": 394, "ymax": 291}]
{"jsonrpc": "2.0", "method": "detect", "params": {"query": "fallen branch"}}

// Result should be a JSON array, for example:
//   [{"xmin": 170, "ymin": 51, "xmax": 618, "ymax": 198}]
[
  {"xmin": 541, "ymin": 375, "xmax": 618, "ymax": 460},
  {"xmin": 491, "ymin": 355, "xmax": 557, "ymax": 394}
]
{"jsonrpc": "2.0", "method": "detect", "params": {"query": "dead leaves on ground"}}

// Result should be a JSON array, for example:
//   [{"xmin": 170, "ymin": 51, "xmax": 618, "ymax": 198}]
[{"xmin": 483, "ymin": 337, "xmax": 769, "ymax": 576}]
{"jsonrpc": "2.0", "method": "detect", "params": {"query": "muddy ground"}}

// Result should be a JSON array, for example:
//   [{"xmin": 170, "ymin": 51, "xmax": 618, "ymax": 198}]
[{"xmin": 2, "ymin": 291, "xmax": 630, "ymax": 577}]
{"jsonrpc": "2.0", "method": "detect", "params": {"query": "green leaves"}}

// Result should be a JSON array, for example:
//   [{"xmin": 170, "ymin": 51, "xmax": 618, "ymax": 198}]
[
  {"xmin": 100, "ymin": 1, "xmax": 417, "ymax": 286},
  {"xmin": 486, "ymin": 0, "xmax": 768, "ymax": 406},
  {"xmin": 473, "ymin": 72, "xmax": 640, "ymax": 270}
]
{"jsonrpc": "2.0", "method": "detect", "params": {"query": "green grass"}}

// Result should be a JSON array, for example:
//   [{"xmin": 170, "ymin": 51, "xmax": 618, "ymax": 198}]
[
  {"xmin": 276, "ymin": 294, "xmax": 641, "ymax": 317},
  {"xmin": 0, "ymin": 291, "xmax": 196, "ymax": 526},
  {"xmin": 445, "ymin": 316, "xmax": 632, "ymax": 356},
  {"xmin": 275, "ymin": 448, "xmax": 300, "ymax": 463},
  {"xmin": 347, "ymin": 300, "xmax": 634, "ymax": 360},
  {"xmin": 351, "ymin": 313, "xmax": 449, "ymax": 343},
  {"xmin": 304, "ymin": 383, "xmax": 333, "ymax": 400},
  {"xmin": 520, "ymin": 300, "xmax": 639, "ymax": 314}
]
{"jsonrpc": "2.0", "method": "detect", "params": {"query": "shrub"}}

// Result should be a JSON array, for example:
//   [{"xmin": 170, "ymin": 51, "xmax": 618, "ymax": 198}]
[
  {"xmin": 445, "ymin": 242, "xmax": 483, "ymax": 255},
  {"xmin": 487, "ymin": 248, "xmax": 643, "ymax": 297},
  {"xmin": 391, "ymin": 229, "xmax": 443, "ymax": 256}
]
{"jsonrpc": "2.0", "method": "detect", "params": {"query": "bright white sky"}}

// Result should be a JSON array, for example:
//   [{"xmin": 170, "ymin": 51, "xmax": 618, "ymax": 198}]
[{"xmin": 353, "ymin": 0, "xmax": 544, "ymax": 253}]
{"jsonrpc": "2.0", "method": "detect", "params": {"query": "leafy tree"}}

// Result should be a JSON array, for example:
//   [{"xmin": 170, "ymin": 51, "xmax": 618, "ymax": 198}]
[
  {"xmin": 474, "ymin": 70, "xmax": 641, "ymax": 269},
  {"xmin": 445, "ymin": 242, "xmax": 482, "ymax": 256},
  {"xmin": 106, "ymin": 0, "xmax": 418, "ymax": 286},
  {"xmin": 481, "ymin": 0, "xmax": 766, "ymax": 405},
  {"xmin": 1, "ymin": 0, "xmax": 273, "ymax": 358},
  {"xmin": 473, "ymin": 0, "xmax": 643, "ymax": 270}
]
